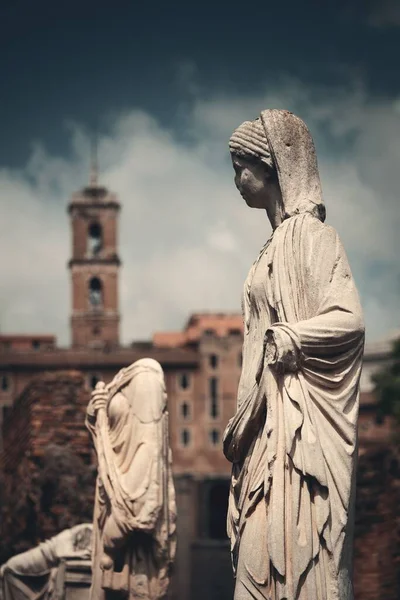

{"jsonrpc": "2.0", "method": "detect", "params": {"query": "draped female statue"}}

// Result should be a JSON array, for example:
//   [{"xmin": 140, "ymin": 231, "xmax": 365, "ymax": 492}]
[
  {"xmin": 223, "ymin": 110, "xmax": 365, "ymax": 600},
  {"xmin": 86, "ymin": 358, "xmax": 176, "ymax": 600}
]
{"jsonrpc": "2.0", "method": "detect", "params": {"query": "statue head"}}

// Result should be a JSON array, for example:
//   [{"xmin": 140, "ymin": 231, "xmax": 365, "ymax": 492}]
[
  {"xmin": 230, "ymin": 117, "xmax": 279, "ymax": 212},
  {"xmin": 229, "ymin": 110, "xmax": 326, "ymax": 223}
]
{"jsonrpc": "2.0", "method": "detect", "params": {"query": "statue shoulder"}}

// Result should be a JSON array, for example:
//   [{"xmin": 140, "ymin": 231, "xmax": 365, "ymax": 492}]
[{"xmin": 298, "ymin": 214, "xmax": 339, "ymax": 250}]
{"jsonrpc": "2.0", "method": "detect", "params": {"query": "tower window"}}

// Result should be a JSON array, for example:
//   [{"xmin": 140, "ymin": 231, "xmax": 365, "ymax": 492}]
[
  {"xmin": 209, "ymin": 354, "xmax": 219, "ymax": 369},
  {"xmin": 88, "ymin": 222, "xmax": 102, "ymax": 256},
  {"xmin": 238, "ymin": 352, "xmax": 242, "ymax": 367},
  {"xmin": 181, "ymin": 429, "xmax": 191, "ymax": 447},
  {"xmin": 180, "ymin": 402, "xmax": 191, "ymax": 420},
  {"xmin": 32, "ymin": 340, "xmax": 40, "ymax": 350},
  {"xmin": 209, "ymin": 429, "xmax": 220, "ymax": 446},
  {"xmin": 178, "ymin": 373, "xmax": 190, "ymax": 390},
  {"xmin": 89, "ymin": 277, "xmax": 103, "ymax": 307},
  {"xmin": 209, "ymin": 377, "xmax": 219, "ymax": 418}
]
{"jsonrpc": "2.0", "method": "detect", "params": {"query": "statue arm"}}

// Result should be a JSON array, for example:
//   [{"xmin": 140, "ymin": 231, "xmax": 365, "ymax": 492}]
[
  {"xmin": 291, "ymin": 226, "xmax": 364, "ymax": 361},
  {"xmin": 85, "ymin": 382, "xmax": 109, "ymax": 439},
  {"xmin": 260, "ymin": 218, "xmax": 364, "ymax": 376},
  {"xmin": 1, "ymin": 538, "xmax": 59, "ymax": 576}
]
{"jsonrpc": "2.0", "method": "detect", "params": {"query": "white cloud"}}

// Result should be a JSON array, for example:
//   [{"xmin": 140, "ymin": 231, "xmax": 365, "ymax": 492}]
[
  {"xmin": 0, "ymin": 80, "xmax": 399, "ymax": 345},
  {"xmin": 207, "ymin": 222, "xmax": 237, "ymax": 253}
]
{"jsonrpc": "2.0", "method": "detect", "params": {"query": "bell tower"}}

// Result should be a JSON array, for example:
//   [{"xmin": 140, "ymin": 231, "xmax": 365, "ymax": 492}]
[{"xmin": 68, "ymin": 150, "xmax": 121, "ymax": 349}]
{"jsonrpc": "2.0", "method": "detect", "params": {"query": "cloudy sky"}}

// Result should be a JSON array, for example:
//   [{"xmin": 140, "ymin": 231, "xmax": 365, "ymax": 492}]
[{"xmin": 0, "ymin": 0, "xmax": 399, "ymax": 345}]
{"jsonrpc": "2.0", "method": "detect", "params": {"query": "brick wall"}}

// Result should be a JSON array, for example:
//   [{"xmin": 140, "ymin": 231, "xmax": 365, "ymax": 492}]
[
  {"xmin": 2, "ymin": 370, "xmax": 91, "ymax": 471},
  {"xmin": 1, "ymin": 366, "xmax": 399, "ymax": 597},
  {"xmin": 0, "ymin": 371, "xmax": 95, "ymax": 562},
  {"xmin": 353, "ymin": 443, "xmax": 400, "ymax": 600}
]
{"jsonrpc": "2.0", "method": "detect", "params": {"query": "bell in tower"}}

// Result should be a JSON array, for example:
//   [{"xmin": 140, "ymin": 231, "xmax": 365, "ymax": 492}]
[{"xmin": 67, "ymin": 143, "xmax": 121, "ymax": 349}]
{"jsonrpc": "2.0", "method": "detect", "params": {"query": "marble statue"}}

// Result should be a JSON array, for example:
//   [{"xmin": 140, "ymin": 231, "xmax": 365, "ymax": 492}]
[
  {"xmin": 86, "ymin": 358, "xmax": 176, "ymax": 600},
  {"xmin": 0, "ymin": 523, "xmax": 92, "ymax": 600},
  {"xmin": 223, "ymin": 110, "xmax": 365, "ymax": 600}
]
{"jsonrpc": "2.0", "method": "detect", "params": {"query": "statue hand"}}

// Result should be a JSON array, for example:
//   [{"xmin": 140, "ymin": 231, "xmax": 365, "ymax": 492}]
[
  {"xmin": 100, "ymin": 553, "xmax": 114, "ymax": 570},
  {"xmin": 102, "ymin": 514, "xmax": 126, "ymax": 552},
  {"xmin": 256, "ymin": 331, "xmax": 277, "ymax": 383}
]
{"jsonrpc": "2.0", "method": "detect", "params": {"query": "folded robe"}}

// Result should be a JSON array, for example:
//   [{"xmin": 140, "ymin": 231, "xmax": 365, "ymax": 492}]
[{"xmin": 224, "ymin": 212, "xmax": 365, "ymax": 600}]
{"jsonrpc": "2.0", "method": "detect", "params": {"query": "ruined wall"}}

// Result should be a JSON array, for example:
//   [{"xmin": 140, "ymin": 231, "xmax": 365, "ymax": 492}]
[
  {"xmin": 2, "ymin": 370, "xmax": 92, "ymax": 469},
  {"xmin": 353, "ymin": 443, "xmax": 400, "ymax": 600},
  {"xmin": 0, "ymin": 371, "xmax": 95, "ymax": 562},
  {"xmin": 1, "ymin": 370, "xmax": 399, "ymax": 598}
]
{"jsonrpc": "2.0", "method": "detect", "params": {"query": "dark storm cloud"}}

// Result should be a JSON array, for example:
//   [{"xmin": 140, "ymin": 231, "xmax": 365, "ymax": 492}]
[
  {"xmin": 0, "ymin": 2, "xmax": 398, "ymax": 344},
  {"xmin": 0, "ymin": 0, "xmax": 399, "ymax": 166}
]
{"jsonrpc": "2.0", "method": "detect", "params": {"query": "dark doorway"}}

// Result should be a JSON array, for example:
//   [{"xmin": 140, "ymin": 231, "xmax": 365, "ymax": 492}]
[{"xmin": 208, "ymin": 480, "xmax": 230, "ymax": 540}]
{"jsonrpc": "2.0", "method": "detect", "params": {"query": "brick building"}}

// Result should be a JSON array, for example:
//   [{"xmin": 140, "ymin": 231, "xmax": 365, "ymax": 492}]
[
  {"xmin": 1, "ymin": 172, "xmax": 398, "ymax": 599},
  {"xmin": 0, "ymin": 173, "xmax": 243, "ymax": 599}
]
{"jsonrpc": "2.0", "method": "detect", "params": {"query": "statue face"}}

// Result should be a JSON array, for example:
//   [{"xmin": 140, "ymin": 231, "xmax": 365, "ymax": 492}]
[{"xmin": 231, "ymin": 154, "xmax": 272, "ymax": 209}]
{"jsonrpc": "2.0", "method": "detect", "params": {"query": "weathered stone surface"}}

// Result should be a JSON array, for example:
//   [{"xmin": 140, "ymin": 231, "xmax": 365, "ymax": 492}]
[
  {"xmin": 2, "ymin": 370, "xmax": 92, "ymax": 470},
  {"xmin": 86, "ymin": 358, "xmax": 176, "ymax": 600},
  {"xmin": 0, "ymin": 523, "xmax": 92, "ymax": 600},
  {"xmin": 224, "ymin": 109, "xmax": 365, "ymax": 600}
]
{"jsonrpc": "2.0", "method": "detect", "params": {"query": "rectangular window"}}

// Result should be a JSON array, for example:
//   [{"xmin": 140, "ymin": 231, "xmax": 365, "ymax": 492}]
[
  {"xmin": 180, "ymin": 428, "xmax": 191, "ymax": 447},
  {"xmin": 209, "ymin": 429, "xmax": 220, "ymax": 446},
  {"xmin": 180, "ymin": 401, "xmax": 191, "ymax": 421},
  {"xmin": 209, "ymin": 377, "xmax": 219, "ymax": 418},
  {"xmin": 209, "ymin": 354, "xmax": 219, "ymax": 369}
]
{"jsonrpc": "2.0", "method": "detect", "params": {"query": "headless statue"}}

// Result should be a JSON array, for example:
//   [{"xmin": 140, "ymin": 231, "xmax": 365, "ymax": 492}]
[{"xmin": 86, "ymin": 358, "xmax": 176, "ymax": 600}]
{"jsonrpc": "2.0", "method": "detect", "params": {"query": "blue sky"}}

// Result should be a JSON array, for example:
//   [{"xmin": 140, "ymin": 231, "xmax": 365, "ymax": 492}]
[{"xmin": 0, "ymin": 0, "xmax": 399, "ymax": 344}]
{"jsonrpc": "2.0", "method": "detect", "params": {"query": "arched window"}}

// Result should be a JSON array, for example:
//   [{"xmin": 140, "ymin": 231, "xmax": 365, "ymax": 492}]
[
  {"xmin": 88, "ymin": 222, "xmax": 102, "ymax": 256},
  {"xmin": 209, "ymin": 377, "xmax": 219, "ymax": 418},
  {"xmin": 181, "ymin": 402, "xmax": 190, "ymax": 420},
  {"xmin": 209, "ymin": 428, "xmax": 220, "ymax": 446},
  {"xmin": 209, "ymin": 354, "xmax": 218, "ymax": 369},
  {"xmin": 178, "ymin": 373, "xmax": 190, "ymax": 390},
  {"xmin": 89, "ymin": 277, "xmax": 103, "ymax": 307}
]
